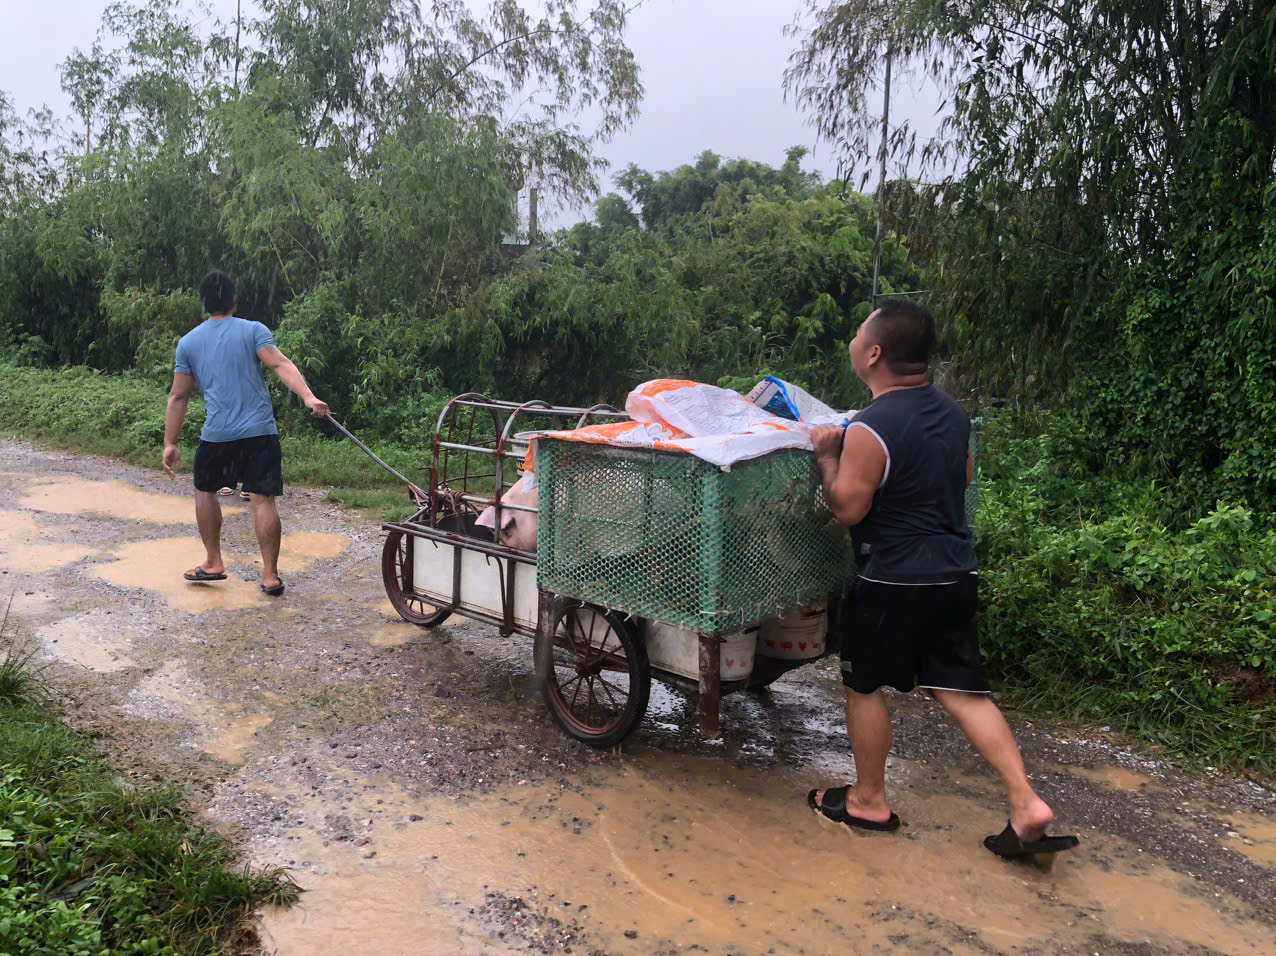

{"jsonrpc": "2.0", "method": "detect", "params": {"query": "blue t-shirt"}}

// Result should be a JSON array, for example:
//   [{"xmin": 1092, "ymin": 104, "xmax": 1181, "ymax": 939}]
[{"xmin": 175, "ymin": 318, "xmax": 279, "ymax": 442}]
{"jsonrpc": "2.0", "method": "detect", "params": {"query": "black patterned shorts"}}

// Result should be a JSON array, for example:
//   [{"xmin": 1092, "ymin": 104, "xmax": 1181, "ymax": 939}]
[{"xmin": 193, "ymin": 434, "xmax": 284, "ymax": 497}]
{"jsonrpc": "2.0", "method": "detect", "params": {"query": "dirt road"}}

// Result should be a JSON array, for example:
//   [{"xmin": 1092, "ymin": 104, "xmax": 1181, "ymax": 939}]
[{"xmin": 2, "ymin": 439, "xmax": 1274, "ymax": 955}]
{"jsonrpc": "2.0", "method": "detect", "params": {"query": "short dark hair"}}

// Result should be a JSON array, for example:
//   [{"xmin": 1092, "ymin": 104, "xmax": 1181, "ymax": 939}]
[
  {"xmin": 869, "ymin": 298, "xmax": 936, "ymax": 375},
  {"xmin": 199, "ymin": 270, "xmax": 237, "ymax": 315}
]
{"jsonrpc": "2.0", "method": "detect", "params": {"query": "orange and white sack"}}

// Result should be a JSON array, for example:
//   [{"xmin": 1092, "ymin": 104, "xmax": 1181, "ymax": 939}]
[
  {"xmin": 540, "ymin": 380, "xmax": 822, "ymax": 470},
  {"xmin": 538, "ymin": 419, "xmax": 688, "ymax": 449},
  {"xmin": 626, "ymin": 379, "xmax": 785, "ymax": 436},
  {"xmin": 626, "ymin": 379, "xmax": 817, "ymax": 469}
]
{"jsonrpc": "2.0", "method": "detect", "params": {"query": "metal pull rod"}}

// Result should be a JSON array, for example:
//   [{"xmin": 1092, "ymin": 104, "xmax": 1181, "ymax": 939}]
[{"xmin": 327, "ymin": 416, "xmax": 426, "ymax": 503}]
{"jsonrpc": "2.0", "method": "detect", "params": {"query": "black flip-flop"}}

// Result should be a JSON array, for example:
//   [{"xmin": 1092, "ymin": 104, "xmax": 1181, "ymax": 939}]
[
  {"xmin": 807, "ymin": 785, "xmax": 901, "ymax": 832},
  {"xmin": 261, "ymin": 579, "xmax": 286, "ymax": 596},
  {"xmin": 184, "ymin": 568, "xmax": 227, "ymax": 582},
  {"xmin": 984, "ymin": 821, "xmax": 1079, "ymax": 859}
]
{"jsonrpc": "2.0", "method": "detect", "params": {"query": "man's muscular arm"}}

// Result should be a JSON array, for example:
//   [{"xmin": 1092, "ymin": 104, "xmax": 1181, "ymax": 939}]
[
  {"xmin": 811, "ymin": 424, "xmax": 886, "ymax": 527},
  {"xmin": 163, "ymin": 372, "xmax": 195, "ymax": 477},
  {"xmin": 257, "ymin": 344, "xmax": 329, "ymax": 417}
]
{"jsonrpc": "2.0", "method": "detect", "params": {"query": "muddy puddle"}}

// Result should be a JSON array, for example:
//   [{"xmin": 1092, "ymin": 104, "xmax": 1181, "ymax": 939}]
[
  {"xmin": 93, "ymin": 538, "xmax": 266, "ymax": 612},
  {"xmin": 91, "ymin": 532, "xmax": 350, "ymax": 613},
  {"xmin": 37, "ymin": 609, "xmax": 138, "ymax": 672},
  {"xmin": 0, "ymin": 510, "xmax": 93, "ymax": 573},
  {"xmin": 244, "ymin": 752, "xmax": 1274, "ymax": 955},
  {"xmin": 275, "ymin": 531, "xmax": 351, "ymax": 573},
  {"xmin": 1224, "ymin": 813, "xmax": 1276, "ymax": 868},
  {"xmin": 20, "ymin": 475, "xmax": 196, "ymax": 525},
  {"xmin": 360, "ymin": 599, "xmax": 474, "ymax": 647},
  {"xmin": 368, "ymin": 621, "xmax": 422, "ymax": 647},
  {"xmin": 129, "ymin": 660, "xmax": 277, "ymax": 764},
  {"xmin": 1068, "ymin": 764, "xmax": 1161, "ymax": 793}
]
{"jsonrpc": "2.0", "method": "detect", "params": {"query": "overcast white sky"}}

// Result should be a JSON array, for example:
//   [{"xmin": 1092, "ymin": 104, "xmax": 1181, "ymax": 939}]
[{"xmin": 0, "ymin": 0, "xmax": 944, "ymax": 225}]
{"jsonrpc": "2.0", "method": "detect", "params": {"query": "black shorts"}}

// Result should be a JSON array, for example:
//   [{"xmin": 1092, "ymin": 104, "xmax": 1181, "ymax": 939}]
[
  {"xmin": 838, "ymin": 575, "xmax": 990, "ymax": 695},
  {"xmin": 193, "ymin": 434, "xmax": 284, "ymax": 497}
]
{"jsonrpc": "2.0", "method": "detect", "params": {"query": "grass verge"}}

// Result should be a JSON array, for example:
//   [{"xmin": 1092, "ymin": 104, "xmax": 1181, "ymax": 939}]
[{"xmin": 0, "ymin": 604, "xmax": 299, "ymax": 954}]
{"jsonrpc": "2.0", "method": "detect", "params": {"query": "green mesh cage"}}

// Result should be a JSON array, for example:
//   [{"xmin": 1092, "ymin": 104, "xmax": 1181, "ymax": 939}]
[{"xmin": 536, "ymin": 441, "xmax": 855, "ymax": 636}]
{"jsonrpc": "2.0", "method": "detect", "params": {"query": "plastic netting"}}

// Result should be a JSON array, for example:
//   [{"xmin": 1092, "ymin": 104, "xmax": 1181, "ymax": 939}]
[{"xmin": 536, "ymin": 441, "xmax": 855, "ymax": 635}]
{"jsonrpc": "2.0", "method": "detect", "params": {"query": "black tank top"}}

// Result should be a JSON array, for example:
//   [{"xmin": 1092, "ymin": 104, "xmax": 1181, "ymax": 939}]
[{"xmin": 847, "ymin": 385, "xmax": 977, "ymax": 584}]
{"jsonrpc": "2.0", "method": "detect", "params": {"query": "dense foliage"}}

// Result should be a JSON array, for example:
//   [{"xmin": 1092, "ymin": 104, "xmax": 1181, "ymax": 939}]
[
  {"xmin": 0, "ymin": 0, "xmax": 643, "ymax": 439},
  {"xmin": 788, "ymin": 0, "xmax": 1276, "ymax": 509},
  {"xmin": 977, "ymin": 416, "xmax": 1275, "ymax": 767}
]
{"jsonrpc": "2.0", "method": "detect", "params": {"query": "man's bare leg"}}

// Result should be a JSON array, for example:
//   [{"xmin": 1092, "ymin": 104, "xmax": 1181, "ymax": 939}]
[
  {"xmin": 931, "ymin": 689, "xmax": 1055, "ymax": 841},
  {"xmin": 192, "ymin": 491, "xmax": 225, "ymax": 575},
  {"xmin": 251, "ymin": 493, "xmax": 282, "ymax": 589},
  {"xmin": 814, "ymin": 688, "xmax": 894, "ymax": 823}
]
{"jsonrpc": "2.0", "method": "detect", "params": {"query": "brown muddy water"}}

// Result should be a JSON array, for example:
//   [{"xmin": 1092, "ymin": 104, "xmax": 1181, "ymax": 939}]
[{"xmin": 1, "ymin": 439, "xmax": 1274, "ymax": 955}]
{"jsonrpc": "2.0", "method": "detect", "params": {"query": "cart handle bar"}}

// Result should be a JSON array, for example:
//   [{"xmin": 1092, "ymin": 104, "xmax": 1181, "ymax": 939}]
[
  {"xmin": 450, "ymin": 398, "xmax": 631, "ymax": 418},
  {"xmin": 327, "ymin": 416, "xmax": 427, "ymax": 506}
]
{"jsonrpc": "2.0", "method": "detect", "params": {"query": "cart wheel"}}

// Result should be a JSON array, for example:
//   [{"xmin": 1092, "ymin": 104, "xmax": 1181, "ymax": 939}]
[
  {"xmin": 382, "ymin": 530, "xmax": 451, "ymax": 628},
  {"xmin": 536, "ymin": 600, "xmax": 650, "ymax": 748}
]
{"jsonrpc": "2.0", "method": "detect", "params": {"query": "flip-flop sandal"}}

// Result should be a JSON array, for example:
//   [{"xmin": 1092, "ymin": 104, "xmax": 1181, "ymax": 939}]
[
  {"xmin": 984, "ymin": 821, "xmax": 1079, "ymax": 859},
  {"xmin": 807, "ymin": 785, "xmax": 901, "ymax": 832},
  {"xmin": 184, "ymin": 568, "xmax": 227, "ymax": 582},
  {"xmin": 217, "ymin": 487, "xmax": 235, "ymax": 496},
  {"xmin": 261, "ymin": 579, "xmax": 286, "ymax": 596},
  {"xmin": 240, "ymin": 491, "xmax": 251, "ymax": 500}
]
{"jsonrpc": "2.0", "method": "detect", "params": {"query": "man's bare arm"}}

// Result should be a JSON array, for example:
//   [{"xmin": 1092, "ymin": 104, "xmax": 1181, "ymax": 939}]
[
  {"xmin": 163, "ymin": 372, "xmax": 195, "ymax": 477},
  {"xmin": 257, "ymin": 344, "xmax": 329, "ymax": 417},
  {"xmin": 812, "ymin": 424, "xmax": 886, "ymax": 527}
]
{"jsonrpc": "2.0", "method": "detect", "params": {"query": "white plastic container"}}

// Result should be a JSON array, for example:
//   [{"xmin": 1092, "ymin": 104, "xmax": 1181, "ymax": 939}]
[
  {"xmin": 640, "ymin": 620, "xmax": 757, "ymax": 682},
  {"xmin": 757, "ymin": 605, "xmax": 827, "ymax": 660},
  {"xmin": 411, "ymin": 537, "xmax": 538, "ymax": 627}
]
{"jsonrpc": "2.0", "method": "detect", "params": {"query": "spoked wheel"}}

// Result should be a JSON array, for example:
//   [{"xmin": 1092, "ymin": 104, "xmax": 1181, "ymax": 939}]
[
  {"xmin": 381, "ymin": 529, "xmax": 452, "ymax": 627},
  {"xmin": 536, "ymin": 600, "xmax": 650, "ymax": 748}
]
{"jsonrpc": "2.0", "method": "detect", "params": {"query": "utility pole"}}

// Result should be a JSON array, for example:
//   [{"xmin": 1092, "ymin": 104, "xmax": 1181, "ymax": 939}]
[
  {"xmin": 233, "ymin": 0, "xmax": 242, "ymax": 91},
  {"xmin": 528, "ymin": 178, "xmax": 539, "ymax": 245},
  {"xmin": 870, "ymin": 36, "xmax": 893, "ymax": 305}
]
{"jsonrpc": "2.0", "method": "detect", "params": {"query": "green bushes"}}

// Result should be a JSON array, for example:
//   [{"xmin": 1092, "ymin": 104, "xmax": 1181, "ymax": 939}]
[
  {"xmin": 0, "ymin": 364, "xmax": 204, "ymax": 462},
  {"xmin": 977, "ymin": 415, "xmax": 1276, "ymax": 770}
]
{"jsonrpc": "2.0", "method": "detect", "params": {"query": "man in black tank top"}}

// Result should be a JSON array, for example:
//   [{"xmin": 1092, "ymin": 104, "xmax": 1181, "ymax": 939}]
[{"xmin": 804, "ymin": 299, "xmax": 1076, "ymax": 860}]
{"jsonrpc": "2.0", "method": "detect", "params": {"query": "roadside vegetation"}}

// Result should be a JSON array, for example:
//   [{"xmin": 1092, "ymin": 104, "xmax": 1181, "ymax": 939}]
[
  {"xmin": 0, "ymin": 602, "xmax": 299, "ymax": 954},
  {"xmin": 0, "ymin": 0, "xmax": 1272, "ymax": 775}
]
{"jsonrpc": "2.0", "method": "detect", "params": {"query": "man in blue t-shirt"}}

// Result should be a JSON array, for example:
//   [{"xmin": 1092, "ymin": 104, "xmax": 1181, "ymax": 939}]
[
  {"xmin": 162, "ymin": 270, "xmax": 328, "ymax": 596},
  {"xmin": 805, "ymin": 298, "xmax": 1077, "ymax": 862}
]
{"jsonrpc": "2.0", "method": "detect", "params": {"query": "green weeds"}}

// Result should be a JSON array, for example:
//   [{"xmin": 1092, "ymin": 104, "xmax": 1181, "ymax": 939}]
[
  {"xmin": 0, "ymin": 598, "xmax": 299, "ymax": 953},
  {"xmin": 0, "ymin": 598, "xmax": 51, "ymax": 709}
]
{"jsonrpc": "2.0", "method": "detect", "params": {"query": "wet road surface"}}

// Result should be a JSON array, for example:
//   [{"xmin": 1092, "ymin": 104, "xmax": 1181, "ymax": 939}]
[{"xmin": 1, "ymin": 440, "xmax": 1274, "ymax": 955}]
